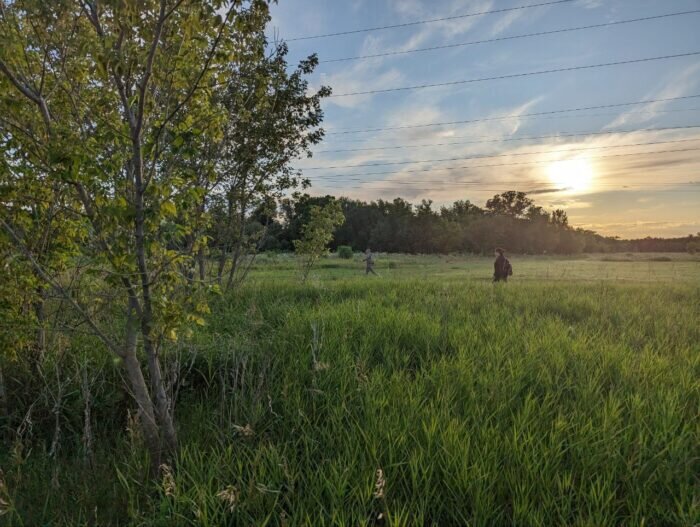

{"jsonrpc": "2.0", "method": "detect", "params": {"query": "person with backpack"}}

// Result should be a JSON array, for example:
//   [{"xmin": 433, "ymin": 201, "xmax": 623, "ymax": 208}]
[{"xmin": 493, "ymin": 248, "xmax": 512, "ymax": 282}]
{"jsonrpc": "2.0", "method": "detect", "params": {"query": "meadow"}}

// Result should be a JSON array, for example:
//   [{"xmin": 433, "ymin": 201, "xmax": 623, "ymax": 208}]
[{"xmin": 2, "ymin": 253, "xmax": 699, "ymax": 526}]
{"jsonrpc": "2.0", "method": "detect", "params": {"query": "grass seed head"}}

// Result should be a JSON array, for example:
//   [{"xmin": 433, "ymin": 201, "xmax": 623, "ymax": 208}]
[
  {"xmin": 126, "ymin": 410, "xmax": 141, "ymax": 444},
  {"xmin": 233, "ymin": 424, "xmax": 254, "ymax": 437},
  {"xmin": 313, "ymin": 360, "xmax": 330, "ymax": 371},
  {"xmin": 0, "ymin": 471, "xmax": 8, "ymax": 517},
  {"xmin": 373, "ymin": 468, "xmax": 386, "ymax": 499},
  {"xmin": 160, "ymin": 464, "xmax": 176, "ymax": 497},
  {"xmin": 216, "ymin": 485, "xmax": 240, "ymax": 512}
]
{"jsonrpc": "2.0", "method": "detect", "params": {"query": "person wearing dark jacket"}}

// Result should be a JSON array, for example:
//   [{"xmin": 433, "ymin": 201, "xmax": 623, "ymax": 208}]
[{"xmin": 493, "ymin": 248, "xmax": 508, "ymax": 282}]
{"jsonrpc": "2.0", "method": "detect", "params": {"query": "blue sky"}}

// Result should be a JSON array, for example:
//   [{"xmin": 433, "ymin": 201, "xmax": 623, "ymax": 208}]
[{"xmin": 268, "ymin": 0, "xmax": 700, "ymax": 237}]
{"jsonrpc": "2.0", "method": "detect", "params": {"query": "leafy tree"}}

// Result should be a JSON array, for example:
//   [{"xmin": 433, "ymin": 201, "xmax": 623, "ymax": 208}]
[
  {"xmin": 279, "ymin": 193, "xmax": 336, "ymax": 249},
  {"xmin": 550, "ymin": 209, "xmax": 569, "ymax": 227},
  {"xmin": 486, "ymin": 191, "xmax": 533, "ymax": 218},
  {"xmin": 208, "ymin": 37, "xmax": 330, "ymax": 289},
  {"xmin": 0, "ymin": 0, "xmax": 274, "ymax": 469},
  {"xmin": 277, "ymin": 191, "xmax": 625, "ymax": 255},
  {"xmin": 294, "ymin": 200, "xmax": 345, "ymax": 282},
  {"xmin": 557, "ymin": 228, "xmax": 586, "ymax": 254},
  {"xmin": 337, "ymin": 245, "xmax": 353, "ymax": 259}
]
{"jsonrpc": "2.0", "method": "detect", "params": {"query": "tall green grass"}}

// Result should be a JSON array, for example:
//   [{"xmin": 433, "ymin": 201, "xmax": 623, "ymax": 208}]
[{"xmin": 2, "ymin": 256, "xmax": 699, "ymax": 525}]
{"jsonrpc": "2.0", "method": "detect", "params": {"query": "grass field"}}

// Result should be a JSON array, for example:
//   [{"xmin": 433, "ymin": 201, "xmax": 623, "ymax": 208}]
[{"xmin": 3, "ymin": 254, "xmax": 700, "ymax": 526}]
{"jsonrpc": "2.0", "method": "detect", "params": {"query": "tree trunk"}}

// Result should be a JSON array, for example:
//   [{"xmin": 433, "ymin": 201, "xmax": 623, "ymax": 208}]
[
  {"xmin": 130, "ymin": 132, "xmax": 178, "ymax": 458},
  {"xmin": 197, "ymin": 245, "xmax": 206, "ymax": 281},
  {"xmin": 226, "ymin": 201, "xmax": 248, "ymax": 291},
  {"xmin": 143, "ymin": 337, "xmax": 178, "ymax": 453},
  {"xmin": 122, "ymin": 350, "xmax": 163, "ymax": 472},
  {"xmin": 34, "ymin": 291, "xmax": 46, "ymax": 358},
  {"xmin": 81, "ymin": 362, "xmax": 95, "ymax": 467},
  {"xmin": 0, "ymin": 363, "xmax": 7, "ymax": 439},
  {"xmin": 217, "ymin": 247, "xmax": 227, "ymax": 285}
]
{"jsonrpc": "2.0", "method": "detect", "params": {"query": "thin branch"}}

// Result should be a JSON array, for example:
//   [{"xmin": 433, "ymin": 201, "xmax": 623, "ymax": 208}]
[
  {"xmin": 0, "ymin": 57, "xmax": 51, "ymax": 132},
  {"xmin": 0, "ymin": 217, "xmax": 123, "ymax": 358},
  {"xmin": 135, "ymin": 0, "xmax": 168, "ymax": 138}
]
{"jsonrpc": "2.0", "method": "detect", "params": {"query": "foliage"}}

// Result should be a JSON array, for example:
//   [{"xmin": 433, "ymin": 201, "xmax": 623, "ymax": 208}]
[
  {"xmin": 205, "ymin": 36, "xmax": 330, "ymax": 290},
  {"xmin": 272, "ymin": 192, "xmax": 698, "ymax": 255},
  {"xmin": 277, "ymin": 192, "xmax": 612, "ymax": 255},
  {"xmin": 336, "ymin": 245, "xmax": 353, "ymax": 259},
  {"xmin": 485, "ymin": 190, "xmax": 533, "ymax": 218},
  {"xmin": 293, "ymin": 199, "xmax": 345, "ymax": 282},
  {"xmin": 0, "ymin": 0, "xmax": 309, "ymax": 468}
]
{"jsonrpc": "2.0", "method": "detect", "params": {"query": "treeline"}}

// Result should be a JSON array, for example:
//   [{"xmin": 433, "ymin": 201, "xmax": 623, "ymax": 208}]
[{"xmin": 227, "ymin": 190, "xmax": 698, "ymax": 255}]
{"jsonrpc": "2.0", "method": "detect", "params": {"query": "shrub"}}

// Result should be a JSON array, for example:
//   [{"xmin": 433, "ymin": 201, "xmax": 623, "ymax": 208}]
[{"xmin": 337, "ymin": 245, "xmax": 353, "ymax": 259}]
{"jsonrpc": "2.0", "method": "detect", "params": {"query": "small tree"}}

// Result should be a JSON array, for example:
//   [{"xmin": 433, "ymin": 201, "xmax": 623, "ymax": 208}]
[
  {"xmin": 294, "ymin": 200, "xmax": 344, "ymax": 282},
  {"xmin": 0, "ymin": 0, "xmax": 275, "ymax": 470},
  {"xmin": 337, "ymin": 245, "xmax": 353, "ymax": 259},
  {"xmin": 485, "ymin": 191, "xmax": 533, "ymax": 218},
  {"xmin": 208, "ymin": 38, "xmax": 330, "ymax": 290}
]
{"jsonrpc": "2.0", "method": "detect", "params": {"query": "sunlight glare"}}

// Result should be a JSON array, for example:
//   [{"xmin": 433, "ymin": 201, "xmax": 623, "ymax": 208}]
[{"xmin": 546, "ymin": 158, "xmax": 595, "ymax": 192}]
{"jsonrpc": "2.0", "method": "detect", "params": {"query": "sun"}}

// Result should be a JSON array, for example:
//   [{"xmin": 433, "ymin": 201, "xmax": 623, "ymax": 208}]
[{"xmin": 546, "ymin": 158, "xmax": 595, "ymax": 192}]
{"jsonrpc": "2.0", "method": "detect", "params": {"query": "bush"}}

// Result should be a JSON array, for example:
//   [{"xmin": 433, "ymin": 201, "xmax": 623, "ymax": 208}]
[{"xmin": 337, "ymin": 245, "xmax": 353, "ymax": 259}]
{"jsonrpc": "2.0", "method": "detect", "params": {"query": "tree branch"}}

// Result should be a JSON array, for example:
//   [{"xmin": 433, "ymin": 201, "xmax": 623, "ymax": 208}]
[{"xmin": 0, "ymin": 217, "xmax": 123, "ymax": 358}]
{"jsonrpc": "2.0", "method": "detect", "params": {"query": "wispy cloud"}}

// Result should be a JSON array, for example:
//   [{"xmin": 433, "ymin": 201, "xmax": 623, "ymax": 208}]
[
  {"xmin": 605, "ymin": 62, "xmax": 700, "ymax": 129},
  {"xmin": 320, "ymin": 61, "xmax": 404, "ymax": 109}
]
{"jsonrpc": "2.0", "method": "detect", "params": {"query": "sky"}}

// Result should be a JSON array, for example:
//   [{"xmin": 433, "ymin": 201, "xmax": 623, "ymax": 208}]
[{"xmin": 268, "ymin": 0, "xmax": 700, "ymax": 238}]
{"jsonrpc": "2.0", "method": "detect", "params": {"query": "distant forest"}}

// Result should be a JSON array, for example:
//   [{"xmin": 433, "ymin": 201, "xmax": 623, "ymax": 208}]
[{"xmin": 213, "ymin": 191, "xmax": 699, "ymax": 255}]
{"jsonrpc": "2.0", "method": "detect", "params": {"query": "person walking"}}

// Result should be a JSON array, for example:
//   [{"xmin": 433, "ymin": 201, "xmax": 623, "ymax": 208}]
[
  {"xmin": 363, "ymin": 248, "xmax": 378, "ymax": 276},
  {"xmin": 493, "ymin": 248, "xmax": 511, "ymax": 282}
]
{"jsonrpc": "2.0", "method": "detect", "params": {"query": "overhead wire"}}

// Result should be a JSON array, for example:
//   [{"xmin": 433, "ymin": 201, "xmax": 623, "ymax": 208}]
[
  {"xmin": 286, "ymin": 0, "xmax": 575, "ymax": 41},
  {"xmin": 306, "ymin": 147, "xmax": 700, "ymax": 180},
  {"xmin": 319, "ymin": 10, "xmax": 700, "ymax": 63},
  {"xmin": 325, "ymin": 94, "xmax": 700, "ymax": 134},
  {"xmin": 329, "ymin": 52, "xmax": 700, "ymax": 97},
  {"xmin": 303, "ymin": 138, "xmax": 700, "ymax": 171},
  {"xmin": 316, "ymin": 125, "xmax": 700, "ymax": 154}
]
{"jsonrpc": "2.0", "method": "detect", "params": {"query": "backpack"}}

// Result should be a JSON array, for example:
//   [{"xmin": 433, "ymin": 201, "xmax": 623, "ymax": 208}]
[{"xmin": 504, "ymin": 258, "xmax": 513, "ymax": 276}]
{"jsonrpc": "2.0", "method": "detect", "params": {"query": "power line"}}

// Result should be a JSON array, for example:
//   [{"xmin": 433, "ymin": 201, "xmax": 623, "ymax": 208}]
[
  {"xmin": 326, "ymin": 109, "xmax": 700, "ymax": 145},
  {"xmin": 316, "ymin": 125, "xmax": 700, "ymax": 154},
  {"xmin": 329, "ymin": 51, "xmax": 700, "ymax": 97},
  {"xmin": 307, "ymin": 146, "xmax": 700, "ymax": 180},
  {"xmin": 286, "ymin": 0, "xmax": 575, "ymax": 41},
  {"xmin": 304, "ymin": 138, "xmax": 700, "ymax": 171},
  {"xmin": 320, "ymin": 10, "xmax": 700, "ymax": 63},
  {"xmin": 331, "ymin": 186, "xmax": 700, "ymax": 194},
  {"xmin": 332, "ymin": 183, "xmax": 700, "ymax": 192},
  {"xmin": 326, "ymin": 94, "xmax": 700, "ymax": 134}
]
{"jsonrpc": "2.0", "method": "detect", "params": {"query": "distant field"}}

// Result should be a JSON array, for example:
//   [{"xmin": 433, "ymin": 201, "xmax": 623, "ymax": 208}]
[
  {"xmin": 4, "ymin": 253, "xmax": 699, "ymax": 526},
  {"xmin": 251, "ymin": 251, "xmax": 700, "ymax": 283}
]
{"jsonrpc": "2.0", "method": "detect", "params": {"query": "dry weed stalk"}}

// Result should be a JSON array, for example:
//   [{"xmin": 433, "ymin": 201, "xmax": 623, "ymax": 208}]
[
  {"xmin": 0, "ymin": 469, "xmax": 10, "ymax": 516},
  {"xmin": 233, "ymin": 424, "xmax": 254, "ymax": 437},
  {"xmin": 216, "ymin": 485, "xmax": 240, "ymax": 512},
  {"xmin": 373, "ymin": 468, "xmax": 386, "ymax": 499},
  {"xmin": 160, "ymin": 464, "xmax": 176, "ymax": 497}
]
